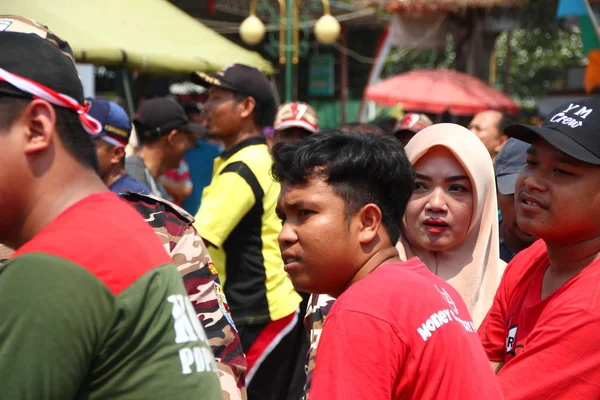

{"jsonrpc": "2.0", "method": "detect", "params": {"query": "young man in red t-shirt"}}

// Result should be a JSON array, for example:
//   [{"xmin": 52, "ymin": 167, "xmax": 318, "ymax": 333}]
[
  {"xmin": 479, "ymin": 97, "xmax": 600, "ymax": 399},
  {"xmin": 272, "ymin": 131, "xmax": 503, "ymax": 400}
]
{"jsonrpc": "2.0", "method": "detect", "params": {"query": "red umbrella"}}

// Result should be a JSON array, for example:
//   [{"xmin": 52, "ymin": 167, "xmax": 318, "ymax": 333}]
[{"xmin": 365, "ymin": 69, "xmax": 520, "ymax": 115}]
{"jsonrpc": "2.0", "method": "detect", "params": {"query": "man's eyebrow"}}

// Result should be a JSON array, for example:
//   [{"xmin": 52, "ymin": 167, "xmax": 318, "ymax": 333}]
[
  {"xmin": 415, "ymin": 173, "xmax": 430, "ymax": 180},
  {"xmin": 553, "ymin": 155, "xmax": 582, "ymax": 166}
]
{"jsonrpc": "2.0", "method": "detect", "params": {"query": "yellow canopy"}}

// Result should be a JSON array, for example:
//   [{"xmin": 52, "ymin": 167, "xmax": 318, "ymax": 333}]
[{"xmin": 1, "ymin": 0, "xmax": 273, "ymax": 75}]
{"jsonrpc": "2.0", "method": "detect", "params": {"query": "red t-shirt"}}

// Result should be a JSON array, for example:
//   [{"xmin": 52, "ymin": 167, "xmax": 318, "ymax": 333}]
[
  {"xmin": 14, "ymin": 191, "xmax": 172, "ymax": 294},
  {"xmin": 479, "ymin": 239, "xmax": 600, "ymax": 399},
  {"xmin": 310, "ymin": 259, "xmax": 502, "ymax": 400}
]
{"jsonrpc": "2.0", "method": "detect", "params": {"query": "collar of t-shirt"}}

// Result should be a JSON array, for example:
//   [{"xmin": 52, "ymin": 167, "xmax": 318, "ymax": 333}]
[{"xmin": 220, "ymin": 136, "xmax": 266, "ymax": 160}]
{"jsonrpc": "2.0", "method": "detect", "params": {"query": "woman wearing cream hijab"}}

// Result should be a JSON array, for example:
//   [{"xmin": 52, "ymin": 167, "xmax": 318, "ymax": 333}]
[{"xmin": 397, "ymin": 123, "xmax": 506, "ymax": 327}]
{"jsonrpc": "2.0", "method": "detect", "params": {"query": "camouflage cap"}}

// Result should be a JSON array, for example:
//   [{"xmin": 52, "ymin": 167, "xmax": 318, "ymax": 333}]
[
  {"xmin": 0, "ymin": 16, "xmax": 76, "ymax": 63},
  {"xmin": 0, "ymin": 15, "xmax": 83, "ymax": 104},
  {"xmin": 274, "ymin": 102, "xmax": 319, "ymax": 133}
]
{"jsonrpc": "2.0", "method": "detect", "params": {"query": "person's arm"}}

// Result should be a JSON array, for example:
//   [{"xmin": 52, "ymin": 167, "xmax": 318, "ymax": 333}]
[
  {"xmin": 171, "ymin": 224, "xmax": 247, "ymax": 400},
  {"xmin": 495, "ymin": 307, "xmax": 600, "ymax": 398},
  {"xmin": 194, "ymin": 168, "xmax": 257, "ymax": 250},
  {"xmin": 161, "ymin": 162, "xmax": 194, "ymax": 203},
  {"xmin": 0, "ymin": 253, "xmax": 113, "ymax": 399},
  {"xmin": 310, "ymin": 310, "xmax": 406, "ymax": 400},
  {"xmin": 159, "ymin": 178, "xmax": 193, "ymax": 202}
]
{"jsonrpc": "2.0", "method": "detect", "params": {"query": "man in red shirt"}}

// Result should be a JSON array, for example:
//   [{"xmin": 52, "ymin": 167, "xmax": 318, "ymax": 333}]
[
  {"xmin": 479, "ymin": 97, "xmax": 600, "ymax": 399},
  {"xmin": 272, "ymin": 130, "xmax": 503, "ymax": 400}
]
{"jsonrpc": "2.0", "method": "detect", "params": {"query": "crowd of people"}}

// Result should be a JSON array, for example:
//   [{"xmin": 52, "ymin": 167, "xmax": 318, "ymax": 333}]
[{"xmin": 2, "ymin": 13, "xmax": 600, "ymax": 400}]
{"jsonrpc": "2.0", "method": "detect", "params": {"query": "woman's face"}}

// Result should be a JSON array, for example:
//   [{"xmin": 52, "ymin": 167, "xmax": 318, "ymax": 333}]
[{"xmin": 405, "ymin": 146, "xmax": 474, "ymax": 252}]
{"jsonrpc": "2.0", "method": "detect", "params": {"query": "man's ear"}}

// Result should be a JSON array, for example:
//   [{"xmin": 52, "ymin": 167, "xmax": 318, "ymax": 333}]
[
  {"xmin": 111, "ymin": 145, "xmax": 126, "ymax": 165},
  {"xmin": 266, "ymin": 134, "xmax": 275, "ymax": 150},
  {"xmin": 166, "ymin": 129, "xmax": 179, "ymax": 146},
  {"xmin": 239, "ymin": 96, "xmax": 257, "ymax": 120},
  {"xmin": 23, "ymin": 99, "xmax": 56, "ymax": 155},
  {"xmin": 358, "ymin": 203, "xmax": 383, "ymax": 245}
]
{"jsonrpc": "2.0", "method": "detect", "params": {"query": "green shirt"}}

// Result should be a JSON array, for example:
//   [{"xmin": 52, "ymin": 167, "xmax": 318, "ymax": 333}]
[{"xmin": 0, "ymin": 193, "xmax": 222, "ymax": 399}]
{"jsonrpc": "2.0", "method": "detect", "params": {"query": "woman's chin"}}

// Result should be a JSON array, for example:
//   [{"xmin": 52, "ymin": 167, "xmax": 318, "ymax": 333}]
[{"xmin": 417, "ymin": 236, "xmax": 456, "ymax": 252}]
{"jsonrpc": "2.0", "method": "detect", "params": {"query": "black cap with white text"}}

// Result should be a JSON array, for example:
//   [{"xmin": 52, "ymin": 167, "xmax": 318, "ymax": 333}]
[{"xmin": 505, "ymin": 97, "xmax": 600, "ymax": 165}]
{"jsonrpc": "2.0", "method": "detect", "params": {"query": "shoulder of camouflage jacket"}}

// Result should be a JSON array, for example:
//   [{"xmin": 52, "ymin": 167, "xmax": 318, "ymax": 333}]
[
  {"xmin": 0, "ymin": 244, "xmax": 14, "ymax": 264},
  {"xmin": 120, "ymin": 192, "xmax": 194, "ymax": 224},
  {"xmin": 120, "ymin": 193, "xmax": 247, "ymax": 398},
  {"xmin": 303, "ymin": 293, "xmax": 337, "ymax": 400}
]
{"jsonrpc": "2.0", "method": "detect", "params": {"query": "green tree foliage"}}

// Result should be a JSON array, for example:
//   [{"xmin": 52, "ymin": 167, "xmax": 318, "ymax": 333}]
[
  {"xmin": 494, "ymin": 0, "xmax": 587, "ymax": 101},
  {"xmin": 379, "ymin": 0, "xmax": 587, "ymax": 103},
  {"xmin": 494, "ymin": 27, "xmax": 586, "ymax": 101},
  {"xmin": 381, "ymin": 34, "xmax": 456, "ymax": 78}
]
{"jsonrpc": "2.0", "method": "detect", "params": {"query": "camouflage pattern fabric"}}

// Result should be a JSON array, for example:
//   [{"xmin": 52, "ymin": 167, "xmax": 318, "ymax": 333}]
[
  {"xmin": 302, "ymin": 293, "xmax": 336, "ymax": 400},
  {"xmin": 121, "ymin": 192, "xmax": 247, "ymax": 400},
  {"xmin": 0, "ymin": 244, "xmax": 14, "ymax": 263},
  {"xmin": 0, "ymin": 15, "xmax": 77, "ymax": 65}
]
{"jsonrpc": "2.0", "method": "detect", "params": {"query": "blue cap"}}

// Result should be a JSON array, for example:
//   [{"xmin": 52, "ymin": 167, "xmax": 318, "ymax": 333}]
[
  {"xmin": 87, "ymin": 98, "xmax": 131, "ymax": 146},
  {"xmin": 495, "ymin": 138, "xmax": 530, "ymax": 195}
]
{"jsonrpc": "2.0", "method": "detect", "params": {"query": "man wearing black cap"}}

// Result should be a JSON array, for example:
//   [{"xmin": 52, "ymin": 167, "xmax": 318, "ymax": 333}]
[
  {"xmin": 126, "ymin": 97, "xmax": 202, "ymax": 200},
  {"xmin": 479, "ymin": 97, "xmax": 600, "ymax": 399},
  {"xmin": 494, "ymin": 138, "xmax": 537, "ymax": 262},
  {"xmin": 88, "ymin": 97, "xmax": 151, "ymax": 194},
  {"xmin": 0, "ymin": 15, "xmax": 221, "ymax": 399},
  {"xmin": 192, "ymin": 64, "xmax": 303, "ymax": 400}
]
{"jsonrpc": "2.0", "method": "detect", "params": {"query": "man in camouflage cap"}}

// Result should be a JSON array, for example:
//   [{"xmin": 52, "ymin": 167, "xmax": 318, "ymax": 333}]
[
  {"xmin": 0, "ymin": 15, "xmax": 221, "ymax": 399},
  {"xmin": 0, "ymin": 195, "xmax": 248, "ymax": 400}
]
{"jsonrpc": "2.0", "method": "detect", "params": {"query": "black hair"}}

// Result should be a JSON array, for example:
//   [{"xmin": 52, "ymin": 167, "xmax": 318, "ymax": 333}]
[
  {"xmin": 233, "ymin": 92, "xmax": 275, "ymax": 129},
  {"xmin": 374, "ymin": 116, "xmax": 398, "ymax": 135},
  {"xmin": 339, "ymin": 122, "xmax": 385, "ymax": 136},
  {"xmin": 271, "ymin": 129, "xmax": 415, "ymax": 244},
  {"xmin": 0, "ymin": 96, "xmax": 28, "ymax": 129},
  {"xmin": 95, "ymin": 137, "xmax": 126, "ymax": 167},
  {"xmin": 498, "ymin": 113, "xmax": 516, "ymax": 135},
  {"xmin": 0, "ymin": 96, "xmax": 99, "ymax": 173},
  {"xmin": 133, "ymin": 120, "xmax": 164, "ymax": 146}
]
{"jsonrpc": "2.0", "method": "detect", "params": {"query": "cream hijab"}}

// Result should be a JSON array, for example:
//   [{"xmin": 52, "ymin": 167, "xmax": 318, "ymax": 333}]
[{"xmin": 397, "ymin": 123, "xmax": 506, "ymax": 327}]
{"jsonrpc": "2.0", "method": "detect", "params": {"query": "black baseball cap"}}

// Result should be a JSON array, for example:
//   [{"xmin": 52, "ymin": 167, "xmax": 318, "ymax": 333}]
[
  {"xmin": 0, "ymin": 15, "xmax": 83, "ymax": 104},
  {"xmin": 133, "ymin": 97, "xmax": 206, "ymax": 141},
  {"xmin": 191, "ymin": 64, "xmax": 276, "ymax": 112},
  {"xmin": 505, "ymin": 97, "xmax": 600, "ymax": 165},
  {"xmin": 495, "ymin": 138, "xmax": 530, "ymax": 195}
]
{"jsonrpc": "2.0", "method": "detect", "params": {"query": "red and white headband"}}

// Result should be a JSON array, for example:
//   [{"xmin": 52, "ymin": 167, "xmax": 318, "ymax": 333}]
[{"xmin": 0, "ymin": 67, "xmax": 101, "ymax": 135}]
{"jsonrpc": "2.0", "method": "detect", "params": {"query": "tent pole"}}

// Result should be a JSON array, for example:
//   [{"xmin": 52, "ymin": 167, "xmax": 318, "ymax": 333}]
[
  {"xmin": 121, "ymin": 67, "xmax": 135, "ymax": 118},
  {"xmin": 585, "ymin": 0, "xmax": 600, "ymax": 31},
  {"xmin": 285, "ymin": 0, "xmax": 293, "ymax": 102}
]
